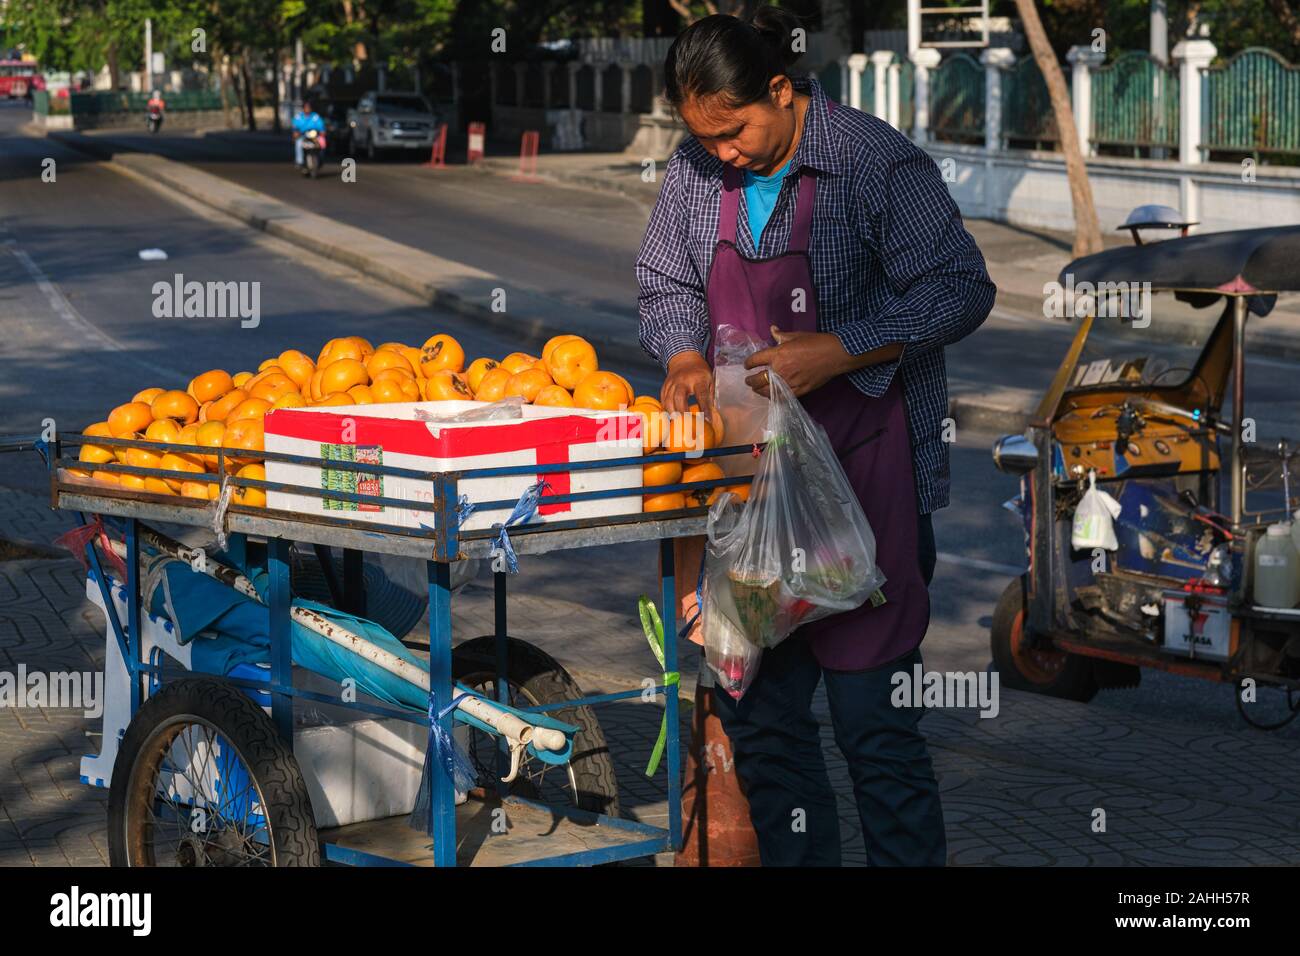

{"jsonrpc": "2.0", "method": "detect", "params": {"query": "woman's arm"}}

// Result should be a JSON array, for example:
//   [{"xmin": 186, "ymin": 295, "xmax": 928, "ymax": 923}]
[
  {"xmin": 636, "ymin": 152, "xmax": 717, "ymax": 417},
  {"xmin": 832, "ymin": 144, "xmax": 996, "ymax": 370},
  {"xmin": 742, "ymin": 142, "xmax": 994, "ymax": 398}
]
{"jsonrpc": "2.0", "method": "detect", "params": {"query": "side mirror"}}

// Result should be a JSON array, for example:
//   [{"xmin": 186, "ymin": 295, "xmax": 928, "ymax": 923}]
[{"xmin": 992, "ymin": 434, "xmax": 1038, "ymax": 475}]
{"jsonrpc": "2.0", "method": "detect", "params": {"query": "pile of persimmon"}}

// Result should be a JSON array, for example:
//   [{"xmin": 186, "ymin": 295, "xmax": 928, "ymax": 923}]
[
  {"xmin": 69, "ymin": 332, "xmax": 652, "ymax": 507},
  {"xmin": 466, "ymin": 334, "xmax": 638, "ymax": 412},
  {"xmin": 634, "ymin": 398, "xmax": 750, "ymax": 513}
]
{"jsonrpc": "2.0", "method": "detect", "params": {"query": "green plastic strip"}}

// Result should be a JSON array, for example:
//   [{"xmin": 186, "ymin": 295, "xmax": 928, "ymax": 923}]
[{"xmin": 638, "ymin": 595, "xmax": 679, "ymax": 777}]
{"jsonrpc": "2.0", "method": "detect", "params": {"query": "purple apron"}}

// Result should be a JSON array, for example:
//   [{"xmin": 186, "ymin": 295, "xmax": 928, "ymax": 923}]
[{"xmin": 704, "ymin": 158, "xmax": 930, "ymax": 671}]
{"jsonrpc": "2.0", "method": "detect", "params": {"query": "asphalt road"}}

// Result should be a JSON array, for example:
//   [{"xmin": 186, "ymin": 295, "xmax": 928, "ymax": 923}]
[
  {"xmin": 2, "ymin": 102, "xmax": 1299, "ymax": 742},
  {"xmin": 53, "ymin": 120, "xmax": 1300, "ymax": 439}
]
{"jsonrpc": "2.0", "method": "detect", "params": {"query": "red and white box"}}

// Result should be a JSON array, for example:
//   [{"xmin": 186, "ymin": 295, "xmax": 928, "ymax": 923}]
[{"xmin": 263, "ymin": 401, "xmax": 643, "ymax": 532}]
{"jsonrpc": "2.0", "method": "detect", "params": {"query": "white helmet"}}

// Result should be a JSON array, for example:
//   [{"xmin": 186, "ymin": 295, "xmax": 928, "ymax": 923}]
[{"xmin": 152, "ymin": 89, "xmax": 161, "ymax": 98}]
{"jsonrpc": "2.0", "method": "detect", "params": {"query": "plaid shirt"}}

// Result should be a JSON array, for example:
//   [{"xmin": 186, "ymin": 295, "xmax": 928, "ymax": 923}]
[{"xmin": 636, "ymin": 76, "xmax": 996, "ymax": 514}]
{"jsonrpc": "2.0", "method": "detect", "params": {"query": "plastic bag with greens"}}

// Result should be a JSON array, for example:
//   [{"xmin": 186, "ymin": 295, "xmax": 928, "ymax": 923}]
[{"xmin": 704, "ymin": 369, "xmax": 885, "ymax": 650}]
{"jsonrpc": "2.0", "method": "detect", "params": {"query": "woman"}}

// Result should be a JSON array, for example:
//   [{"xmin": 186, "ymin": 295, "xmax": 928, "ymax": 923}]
[{"xmin": 636, "ymin": 7, "xmax": 996, "ymax": 866}]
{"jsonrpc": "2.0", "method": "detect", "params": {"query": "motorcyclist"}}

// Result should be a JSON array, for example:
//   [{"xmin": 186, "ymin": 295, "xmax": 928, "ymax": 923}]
[
  {"xmin": 146, "ymin": 89, "xmax": 166, "ymax": 130},
  {"xmin": 292, "ymin": 100, "xmax": 326, "ymax": 167}
]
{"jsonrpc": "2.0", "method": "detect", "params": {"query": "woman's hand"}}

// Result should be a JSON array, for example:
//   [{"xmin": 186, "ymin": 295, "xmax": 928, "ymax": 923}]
[
  {"xmin": 743, "ymin": 327, "xmax": 853, "ymax": 398},
  {"xmin": 744, "ymin": 326, "xmax": 903, "ymax": 398},
  {"xmin": 661, "ymin": 350, "xmax": 718, "ymax": 423}
]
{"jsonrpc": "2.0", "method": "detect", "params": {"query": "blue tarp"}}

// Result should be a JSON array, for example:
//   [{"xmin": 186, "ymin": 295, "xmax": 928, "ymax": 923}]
[
  {"xmin": 141, "ymin": 550, "xmax": 430, "ymax": 711},
  {"xmin": 130, "ymin": 550, "xmax": 577, "ymax": 761}
]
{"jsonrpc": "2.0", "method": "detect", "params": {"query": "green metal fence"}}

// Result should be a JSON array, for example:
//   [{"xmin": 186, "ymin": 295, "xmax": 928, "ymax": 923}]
[
  {"xmin": 898, "ymin": 59, "xmax": 914, "ymax": 134},
  {"xmin": 1091, "ymin": 51, "xmax": 1179, "ymax": 153},
  {"xmin": 1001, "ymin": 57, "xmax": 1066, "ymax": 147},
  {"xmin": 67, "ymin": 90, "xmax": 223, "ymax": 116},
  {"xmin": 930, "ymin": 53, "xmax": 983, "ymax": 143},
  {"xmin": 817, "ymin": 60, "xmax": 842, "ymax": 102},
  {"xmin": 859, "ymin": 65, "xmax": 875, "ymax": 116},
  {"xmin": 1202, "ymin": 47, "xmax": 1300, "ymax": 158}
]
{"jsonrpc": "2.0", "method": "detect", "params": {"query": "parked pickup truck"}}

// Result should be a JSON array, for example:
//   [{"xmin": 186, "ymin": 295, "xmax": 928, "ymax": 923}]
[{"xmin": 347, "ymin": 91, "xmax": 439, "ymax": 159}]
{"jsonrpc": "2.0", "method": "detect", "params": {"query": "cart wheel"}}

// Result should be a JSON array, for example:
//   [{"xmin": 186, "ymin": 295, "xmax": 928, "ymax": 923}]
[
  {"xmin": 990, "ymin": 577, "xmax": 1098, "ymax": 702},
  {"xmin": 107, "ymin": 678, "xmax": 320, "ymax": 867},
  {"xmin": 453, "ymin": 636, "xmax": 620, "ymax": 818}
]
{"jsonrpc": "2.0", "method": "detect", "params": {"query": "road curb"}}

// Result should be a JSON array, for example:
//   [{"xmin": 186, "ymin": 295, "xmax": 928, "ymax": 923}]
[{"xmin": 477, "ymin": 156, "xmax": 659, "ymax": 209}]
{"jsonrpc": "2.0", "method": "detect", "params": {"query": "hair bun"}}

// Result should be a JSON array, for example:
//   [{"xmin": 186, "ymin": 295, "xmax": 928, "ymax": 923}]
[{"xmin": 749, "ymin": 5, "xmax": 804, "ymax": 69}]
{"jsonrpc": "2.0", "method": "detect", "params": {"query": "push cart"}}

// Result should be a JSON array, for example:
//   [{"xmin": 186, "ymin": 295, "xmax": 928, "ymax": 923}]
[{"xmin": 12, "ymin": 426, "xmax": 749, "ymax": 867}]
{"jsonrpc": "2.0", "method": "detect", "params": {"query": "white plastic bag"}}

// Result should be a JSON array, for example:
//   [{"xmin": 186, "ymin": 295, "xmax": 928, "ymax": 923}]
[
  {"xmin": 1071, "ymin": 470, "xmax": 1122, "ymax": 551},
  {"xmin": 711, "ymin": 325, "xmax": 771, "ymax": 478},
  {"xmin": 703, "ymin": 369, "xmax": 886, "ymax": 650}
]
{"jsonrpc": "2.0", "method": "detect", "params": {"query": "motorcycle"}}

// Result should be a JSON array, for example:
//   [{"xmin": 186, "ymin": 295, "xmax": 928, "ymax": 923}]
[
  {"xmin": 299, "ymin": 128, "xmax": 325, "ymax": 179},
  {"xmin": 145, "ymin": 107, "xmax": 163, "ymax": 134}
]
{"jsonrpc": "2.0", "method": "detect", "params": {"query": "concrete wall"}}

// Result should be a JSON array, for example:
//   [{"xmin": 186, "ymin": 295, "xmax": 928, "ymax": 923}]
[
  {"xmin": 494, "ymin": 105, "xmax": 644, "ymax": 152},
  {"xmin": 925, "ymin": 142, "xmax": 1300, "ymax": 234},
  {"xmin": 69, "ymin": 108, "xmax": 230, "ymax": 131}
]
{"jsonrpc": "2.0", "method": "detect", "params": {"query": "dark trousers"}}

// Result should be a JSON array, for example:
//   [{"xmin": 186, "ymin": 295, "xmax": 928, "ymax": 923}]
[{"xmin": 711, "ymin": 512, "xmax": 946, "ymax": 866}]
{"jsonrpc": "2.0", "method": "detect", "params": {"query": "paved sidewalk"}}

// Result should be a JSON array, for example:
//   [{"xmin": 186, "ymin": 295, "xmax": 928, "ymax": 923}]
[{"xmin": 4, "ymin": 483, "xmax": 1300, "ymax": 867}]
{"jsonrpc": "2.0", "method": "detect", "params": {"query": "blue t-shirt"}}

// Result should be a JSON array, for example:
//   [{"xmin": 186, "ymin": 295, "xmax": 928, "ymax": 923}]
[
  {"xmin": 742, "ymin": 158, "xmax": 792, "ymax": 249},
  {"xmin": 293, "ymin": 111, "xmax": 325, "ymax": 134}
]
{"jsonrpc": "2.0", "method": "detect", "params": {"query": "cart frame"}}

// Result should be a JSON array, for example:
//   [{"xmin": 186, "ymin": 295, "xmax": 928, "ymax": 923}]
[{"xmin": 29, "ymin": 430, "xmax": 754, "ymax": 867}]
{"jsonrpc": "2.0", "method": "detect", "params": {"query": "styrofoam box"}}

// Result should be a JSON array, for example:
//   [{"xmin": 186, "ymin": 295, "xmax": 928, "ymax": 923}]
[{"xmin": 263, "ymin": 400, "xmax": 643, "ymax": 532}]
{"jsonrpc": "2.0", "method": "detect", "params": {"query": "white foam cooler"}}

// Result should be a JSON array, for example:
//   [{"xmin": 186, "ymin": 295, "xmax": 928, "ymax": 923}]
[{"xmin": 262, "ymin": 400, "xmax": 643, "ymax": 532}]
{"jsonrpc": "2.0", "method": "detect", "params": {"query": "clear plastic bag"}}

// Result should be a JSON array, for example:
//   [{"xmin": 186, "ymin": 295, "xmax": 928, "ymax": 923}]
[
  {"xmin": 415, "ymin": 396, "xmax": 524, "ymax": 423},
  {"xmin": 701, "ymin": 574, "xmax": 762, "ymax": 700},
  {"xmin": 711, "ymin": 325, "xmax": 771, "ymax": 478},
  {"xmin": 704, "ymin": 369, "xmax": 886, "ymax": 650}
]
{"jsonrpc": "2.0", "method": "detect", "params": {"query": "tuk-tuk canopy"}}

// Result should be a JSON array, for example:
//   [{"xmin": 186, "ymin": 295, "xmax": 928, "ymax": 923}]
[{"xmin": 1061, "ymin": 225, "xmax": 1300, "ymax": 295}]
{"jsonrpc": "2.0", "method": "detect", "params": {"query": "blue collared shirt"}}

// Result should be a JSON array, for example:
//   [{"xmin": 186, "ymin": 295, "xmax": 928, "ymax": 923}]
[{"xmin": 635, "ymin": 75, "xmax": 996, "ymax": 514}]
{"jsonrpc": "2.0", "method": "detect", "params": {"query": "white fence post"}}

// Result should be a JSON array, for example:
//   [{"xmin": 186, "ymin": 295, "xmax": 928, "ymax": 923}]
[
  {"xmin": 1172, "ymin": 38, "xmax": 1216, "ymax": 165},
  {"xmin": 847, "ymin": 53, "xmax": 868, "ymax": 110},
  {"xmin": 909, "ymin": 48, "xmax": 941, "ymax": 143},
  {"xmin": 1066, "ymin": 46, "xmax": 1105, "ymax": 156},
  {"xmin": 980, "ymin": 47, "xmax": 1015, "ymax": 152},
  {"xmin": 887, "ymin": 60, "xmax": 901, "ymax": 128},
  {"xmin": 871, "ymin": 51, "xmax": 894, "ymax": 118}
]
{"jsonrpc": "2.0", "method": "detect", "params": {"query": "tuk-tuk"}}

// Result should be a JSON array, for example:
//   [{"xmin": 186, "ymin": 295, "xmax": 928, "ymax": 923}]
[{"xmin": 989, "ymin": 222, "xmax": 1300, "ymax": 728}]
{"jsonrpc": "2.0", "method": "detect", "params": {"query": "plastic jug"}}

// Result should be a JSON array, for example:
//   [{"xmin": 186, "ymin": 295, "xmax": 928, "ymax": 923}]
[{"xmin": 1254, "ymin": 523, "xmax": 1300, "ymax": 608}]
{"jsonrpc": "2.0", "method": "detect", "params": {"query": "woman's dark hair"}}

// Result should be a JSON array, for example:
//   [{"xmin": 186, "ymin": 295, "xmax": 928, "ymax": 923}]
[{"xmin": 664, "ymin": 5, "xmax": 805, "ymax": 109}]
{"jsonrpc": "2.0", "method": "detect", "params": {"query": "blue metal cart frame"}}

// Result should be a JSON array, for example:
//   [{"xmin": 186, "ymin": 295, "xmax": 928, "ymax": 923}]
[{"xmin": 29, "ymin": 429, "xmax": 753, "ymax": 867}]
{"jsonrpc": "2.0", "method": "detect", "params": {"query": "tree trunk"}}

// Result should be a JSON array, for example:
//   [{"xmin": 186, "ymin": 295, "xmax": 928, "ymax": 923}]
[
  {"xmin": 231, "ymin": 58, "xmax": 247, "ymax": 128},
  {"xmin": 1013, "ymin": 0, "xmax": 1103, "ymax": 257},
  {"xmin": 241, "ymin": 54, "xmax": 257, "ymax": 131},
  {"xmin": 270, "ymin": 49, "xmax": 282, "ymax": 133},
  {"xmin": 105, "ymin": 42, "xmax": 121, "ymax": 91}
]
